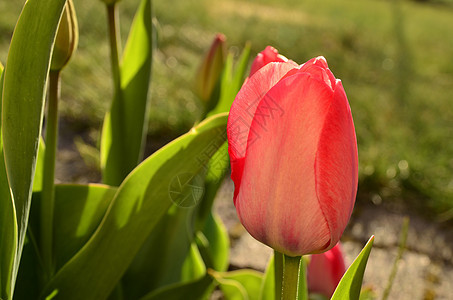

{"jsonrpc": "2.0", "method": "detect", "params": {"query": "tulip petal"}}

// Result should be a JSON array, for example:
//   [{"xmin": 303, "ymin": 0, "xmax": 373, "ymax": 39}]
[
  {"xmin": 249, "ymin": 46, "xmax": 288, "ymax": 76},
  {"xmin": 227, "ymin": 61, "xmax": 297, "ymax": 201},
  {"xmin": 235, "ymin": 72, "xmax": 335, "ymax": 256},
  {"xmin": 315, "ymin": 81, "xmax": 358, "ymax": 250},
  {"xmin": 299, "ymin": 56, "xmax": 336, "ymax": 90}
]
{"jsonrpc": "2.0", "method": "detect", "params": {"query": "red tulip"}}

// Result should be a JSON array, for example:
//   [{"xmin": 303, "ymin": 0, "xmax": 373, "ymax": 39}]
[
  {"xmin": 249, "ymin": 46, "xmax": 290, "ymax": 77},
  {"xmin": 227, "ymin": 49, "xmax": 358, "ymax": 256},
  {"xmin": 307, "ymin": 243, "xmax": 346, "ymax": 297}
]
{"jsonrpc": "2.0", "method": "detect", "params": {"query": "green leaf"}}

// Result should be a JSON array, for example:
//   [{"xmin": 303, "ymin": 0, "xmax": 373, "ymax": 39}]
[
  {"xmin": 121, "ymin": 205, "xmax": 196, "ymax": 298},
  {"xmin": 16, "ymin": 184, "xmax": 116, "ymax": 298},
  {"xmin": 207, "ymin": 43, "xmax": 251, "ymax": 117},
  {"xmin": 212, "ymin": 269, "xmax": 264, "ymax": 300},
  {"xmin": 331, "ymin": 236, "xmax": 375, "ymax": 300},
  {"xmin": 42, "ymin": 113, "xmax": 229, "ymax": 299},
  {"xmin": 32, "ymin": 138, "xmax": 46, "ymax": 193},
  {"xmin": 124, "ymin": 145, "xmax": 228, "ymax": 297},
  {"xmin": 181, "ymin": 242, "xmax": 207, "ymax": 282},
  {"xmin": 0, "ymin": 63, "xmax": 18, "ymax": 300},
  {"xmin": 197, "ymin": 212, "xmax": 229, "ymax": 272},
  {"xmin": 140, "ymin": 275, "xmax": 214, "ymax": 300},
  {"xmin": 260, "ymin": 251, "xmax": 286, "ymax": 300},
  {"xmin": 101, "ymin": 0, "xmax": 154, "ymax": 185},
  {"xmin": 1, "ymin": 0, "xmax": 67, "ymax": 284},
  {"xmin": 195, "ymin": 142, "xmax": 229, "ymax": 230},
  {"xmin": 12, "ymin": 237, "xmax": 40, "ymax": 300},
  {"xmin": 135, "ymin": 241, "xmax": 209, "ymax": 299},
  {"xmin": 52, "ymin": 184, "xmax": 117, "ymax": 270},
  {"xmin": 260, "ymin": 254, "xmax": 275, "ymax": 300}
]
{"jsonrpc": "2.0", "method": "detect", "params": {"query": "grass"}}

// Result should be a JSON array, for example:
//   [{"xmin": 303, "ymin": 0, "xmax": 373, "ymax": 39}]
[{"xmin": 1, "ymin": 0, "xmax": 453, "ymax": 220}]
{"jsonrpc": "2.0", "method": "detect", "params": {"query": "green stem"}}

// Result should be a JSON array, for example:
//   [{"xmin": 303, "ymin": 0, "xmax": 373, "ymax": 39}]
[
  {"xmin": 281, "ymin": 255, "xmax": 301, "ymax": 300},
  {"xmin": 40, "ymin": 70, "xmax": 61, "ymax": 280},
  {"xmin": 274, "ymin": 250, "xmax": 284, "ymax": 300},
  {"xmin": 106, "ymin": 3, "xmax": 121, "ymax": 94}
]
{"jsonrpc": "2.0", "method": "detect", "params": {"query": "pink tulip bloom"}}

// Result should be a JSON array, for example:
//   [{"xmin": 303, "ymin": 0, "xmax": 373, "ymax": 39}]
[
  {"xmin": 308, "ymin": 243, "xmax": 346, "ymax": 297},
  {"xmin": 249, "ymin": 46, "xmax": 289, "ymax": 77},
  {"xmin": 227, "ymin": 48, "xmax": 358, "ymax": 256}
]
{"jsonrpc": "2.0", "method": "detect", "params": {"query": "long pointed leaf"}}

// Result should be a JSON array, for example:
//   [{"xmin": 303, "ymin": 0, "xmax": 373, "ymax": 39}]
[
  {"xmin": 331, "ymin": 236, "xmax": 374, "ymax": 300},
  {"xmin": 213, "ymin": 269, "xmax": 264, "ymax": 300},
  {"xmin": 122, "ymin": 205, "xmax": 195, "ymax": 298},
  {"xmin": 0, "ymin": 63, "xmax": 18, "ymax": 300},
  {"xmin": 43, "ymin": 113, "xmax": 228, "ymax": 299},
  {"xmin": 14, "ymin": 184, "xmax": 116, "ymax": 299},
  {"xmin": 140, "ymin": 275, "xmax": 213, "ymax": 300},
  {"xmin": 197, "ymin": 212, "xmax": 229, "ymax": 272},
  {"xmin": 32, "ymin": 138, "xmax": 46, "ymax": 193},
  {"xmin": 101, "ymin": 0, "xmax": 154, "ymax": 185},
  {"xmin": 1, "ymin": 0, "xmax": 67, "ymax": 285},
  {"xmin": 52, "ymin": 184, "xmax": 117, "ymax": 270},
  {"xmin": 260, "ymin": 254, "xmax": 275, "ymax": 300}
]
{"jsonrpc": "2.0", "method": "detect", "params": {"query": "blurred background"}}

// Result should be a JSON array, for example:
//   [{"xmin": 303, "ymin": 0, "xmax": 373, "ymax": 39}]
[{"xmin": 1, "ymin": 0, "xmax": 453, "ymax": 297}]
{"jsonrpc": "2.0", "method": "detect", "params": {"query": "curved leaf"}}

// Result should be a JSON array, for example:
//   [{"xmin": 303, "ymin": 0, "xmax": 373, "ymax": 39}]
[
  {"xmin": 1, "ymin": 0, "xmax": 66, "ymax": 283},
  {"xmin": 14, "ymin": 184, "xmax": 116, "ymax": 299},
  {"xmin": 32, "ymin": 138, "xmax": 46, "ymax": 193},
  {"xmin": 0, "ymin": 63, "xmax": 17, "ymax": 300},
  {"xmin": 121, "ymin": 205, "xmax": 196, "ymax": 298},
  {"xmin": 197, "ymin": 212, "xmax": 229, "ymax": 272},
  {"xmin": 331, "ymin": 236, "xmax": 374, "ymax": 300},
  {"xmin": 212, "ymin": 269, "xmax": 264, "ymax": 300},
  {"xmin": 181, "ymin": 241, "xmax": 207, "ymax": 282},
  {"xmin": 101, "ymin": 0, "xmax": 154, "ymax": 185},
  {"xmin": 140, "ymin": 275, "xmax": 213, "ymax": 300},
  {"xmin": 52, "ymin": 184, "xmax": 117, "ymax": 270},
  {"xmin": 260, "ymin": 254, "xmax": 275, "ymax": 300},
  {"xmin": 195, "ymin": 142, "xmax": 229, "ymax": 230},
  {"xmin": 43, "ymin": 113, "xmax": 228, "ymax": 299}
]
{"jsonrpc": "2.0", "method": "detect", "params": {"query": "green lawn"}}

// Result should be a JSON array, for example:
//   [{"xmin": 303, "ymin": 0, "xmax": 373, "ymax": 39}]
[{"xmin": 1, "ymin": 0, "xmax": 452, "ymax": 219}]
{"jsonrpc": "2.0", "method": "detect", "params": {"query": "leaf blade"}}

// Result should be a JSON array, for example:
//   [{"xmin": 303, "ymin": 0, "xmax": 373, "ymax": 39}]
[
  {"xmin": 0, "ymin": 62, "xmax": 18, "ymax": 300},
  {"xmin": 43, "ymin": 113, "xmax": 228, "ymax": 299},
  {"xmin": 101, "ymin": 0, "xmax": 154, "ymax": 185},
  {"xmin": 331, "ymin": 236, "xmax": 374, "ymax": 300},
  {"xmin": 1, "ymin": 0, "xmax": 67, "ymax": 284}
]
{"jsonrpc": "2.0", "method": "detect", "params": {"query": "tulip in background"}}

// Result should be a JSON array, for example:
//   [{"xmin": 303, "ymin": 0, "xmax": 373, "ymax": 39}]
[
  {"xmin": 195, "ymin": 33, "xmax": 227, "ymax": 105},
  {"xmin": 308, "ymin": 243, "xmax": 347, "ymax": 298}
]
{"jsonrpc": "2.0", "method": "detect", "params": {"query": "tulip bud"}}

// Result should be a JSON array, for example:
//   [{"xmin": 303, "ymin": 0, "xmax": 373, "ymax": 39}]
[
  {"xmin": 249, "ymin": 46, "xmax": 291, "ymax": 77},
  {"xmin": 308, "ymin": 243, "xmax": 346, "ymax": 297},
  {"xmin": 51, "ymin": 0, "xmax": 78, "ymax": 71},
  {"xmin": 227, "ymin": 49, "xmax": 358, "ymax": 257},
  {"xmin": 195, "ymin": 33, "xmax": 226, "ymax": 104}
]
